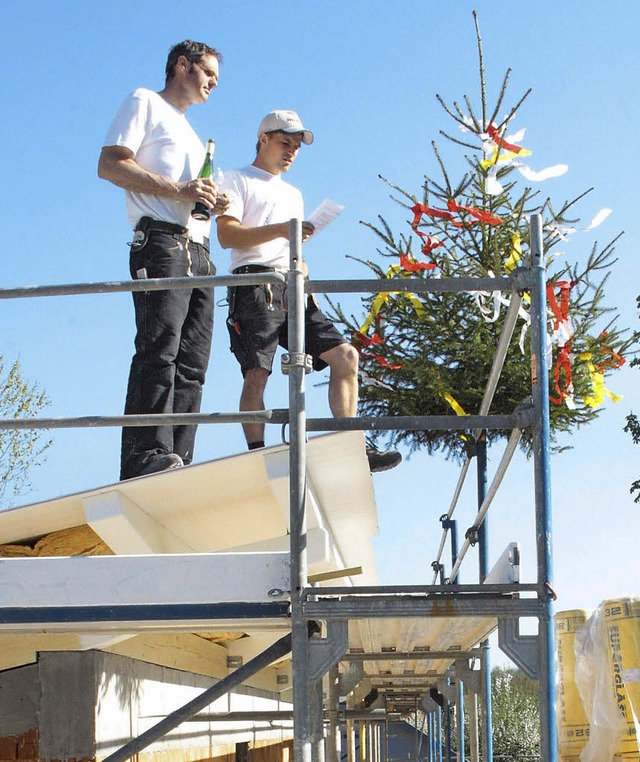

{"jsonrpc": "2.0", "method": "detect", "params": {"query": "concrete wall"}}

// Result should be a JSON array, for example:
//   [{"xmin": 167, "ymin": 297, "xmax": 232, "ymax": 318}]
[
  {"xmin": 0, "ymin": 663, "xmax": 39, "ymax": 736},
  {"xmin": 0, "ymin": 651, "xmax": 293, "ymax": 762}
]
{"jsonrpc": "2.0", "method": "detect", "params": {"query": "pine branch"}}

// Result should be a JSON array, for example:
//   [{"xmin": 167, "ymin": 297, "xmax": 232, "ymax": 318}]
[
  {"xmin": 473, "ymin": 10, "xmax": 487, "ymax": 127},
  {"xmin": 439, "ymin": 129, "xmax": 482, "ymax": 152}
]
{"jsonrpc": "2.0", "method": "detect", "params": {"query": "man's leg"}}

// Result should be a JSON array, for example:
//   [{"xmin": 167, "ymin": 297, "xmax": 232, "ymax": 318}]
[
  {"xmin": 319, "ymin": 343, "xmax": 359, "ymax": 418},
  {"xmin": 120, "ymin": 232, "xmax": 192, "ymax": 480},
  {"xmin": 173, "ymin": 243, "xmax": 215, "ymax": 464},
  {"xmin": 228, "ymin": 280, "xmax": 282, "ymax": 449},
  {"xmin": 240, "ymin": 367, "xmax": 270, "ymax": 447},
  {"xmin": 316, "ymin": 336, "xmax": 401, "ymax": 473}
]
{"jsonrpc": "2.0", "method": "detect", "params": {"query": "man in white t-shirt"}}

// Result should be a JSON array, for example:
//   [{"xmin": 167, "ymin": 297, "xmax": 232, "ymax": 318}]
[
  {"xmin": 216, "ymin": 111, "xmax": 401, "ymax": 472},
  {"xmin": 98, "ymin": 40, "xmax": 228, "ymax": 480}
]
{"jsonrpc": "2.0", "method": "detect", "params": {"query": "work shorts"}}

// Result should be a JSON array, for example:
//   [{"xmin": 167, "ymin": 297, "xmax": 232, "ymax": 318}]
[{"xmin": 227, "ymin": 274, "xmax": 346, "ymax": 377}]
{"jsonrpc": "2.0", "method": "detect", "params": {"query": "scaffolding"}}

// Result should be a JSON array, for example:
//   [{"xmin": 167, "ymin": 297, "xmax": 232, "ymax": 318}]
[{"xmin": 0, "ymin": 214, "xmax": 556, "ymax": 761}]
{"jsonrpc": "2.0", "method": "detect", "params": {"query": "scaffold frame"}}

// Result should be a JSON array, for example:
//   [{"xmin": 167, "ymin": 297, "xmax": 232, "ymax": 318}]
[{"xmin": 0, "ymin": 214, "xmax": 556, "ymax": 762}]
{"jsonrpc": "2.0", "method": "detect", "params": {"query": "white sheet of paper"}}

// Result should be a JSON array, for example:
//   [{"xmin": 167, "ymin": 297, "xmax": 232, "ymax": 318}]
[
  {"xmin": 269, "ymin": 199, "xmax": 345, "ymax": 260},
  {"xmin": 307, "ymin": 199, "xmax": 345, "ymax": 235}
]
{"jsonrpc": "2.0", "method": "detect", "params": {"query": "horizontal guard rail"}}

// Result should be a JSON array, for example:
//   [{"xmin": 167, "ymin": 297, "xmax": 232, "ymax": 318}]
[
  {"xmin": 307, "ymin": 411, "xmax": 535, "ymax": 432},
  {"xmin": 0, "ymin": 272, "xmax": 532, "ymax": 301},
  {"xmin": 302, "ymin": 582, "xmax": 538, "ymax": 597},
  {"xmin": 303, "ymin": 594, "xmax": 545, "ymax": 620},
  {"xmin": 307, "ymin": 273, "xmax": 531, "ymax": 294},
  {"xmin": 0, "ymin": 271, "xmax": 286, "ymax": 300},
  {"xmin": 0, "ymin": 409, "xmax": 535, "ymax": 431},
  {"xmin": 0, "ymin": 410, "xmax": 290, "ymax": 430}
]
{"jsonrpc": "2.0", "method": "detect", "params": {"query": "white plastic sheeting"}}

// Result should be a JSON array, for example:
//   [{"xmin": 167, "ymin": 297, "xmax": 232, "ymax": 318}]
[{"xmin": 563, "ymin": 598, "xmax": 640, "ymax": 761}]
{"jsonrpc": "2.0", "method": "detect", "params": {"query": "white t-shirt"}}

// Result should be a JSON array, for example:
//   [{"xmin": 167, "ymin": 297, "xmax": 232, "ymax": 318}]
[
  {"xmin": 220, "ymin": 165, "xmax": 304, "ymax": 272},
  {"xmin": 103, "ymin": 88, "xmax": 210, "ymax": 242}
]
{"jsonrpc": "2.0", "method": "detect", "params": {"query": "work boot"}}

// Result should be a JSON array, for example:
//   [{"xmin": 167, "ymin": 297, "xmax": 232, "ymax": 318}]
[
  {"xmin": 366, "ymin": 445, "xmax": 402, "ymax": 473},
  {"xmin": 137, "ymin": 453, "xmax": 184, "ymax": 476}
]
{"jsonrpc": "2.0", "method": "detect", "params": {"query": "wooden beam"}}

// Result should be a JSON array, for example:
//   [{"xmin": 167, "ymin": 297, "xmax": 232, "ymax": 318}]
[
  {"xmin": 0, "ymin": 552, "xmax": 290, "ymax": 631},
  {"xmin": 83, "ymin": 491, "xmax": 194, "ymax": 554}
]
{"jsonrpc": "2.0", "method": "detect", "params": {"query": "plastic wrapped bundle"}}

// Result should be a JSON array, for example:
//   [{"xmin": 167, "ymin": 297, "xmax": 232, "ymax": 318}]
[{"xmin": 574, "ymin": 598, "xmax": 640, "ymax": 761}]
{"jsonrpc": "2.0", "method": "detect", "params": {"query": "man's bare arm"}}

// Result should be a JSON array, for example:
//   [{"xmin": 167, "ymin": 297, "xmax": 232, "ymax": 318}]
[
  {"xmin": 216, "ymin": 215, "xmax": 315, "ymax": 250},
  {"xmin": 98, "ymin": 145, "xmax": 219, "ymax": 209}
]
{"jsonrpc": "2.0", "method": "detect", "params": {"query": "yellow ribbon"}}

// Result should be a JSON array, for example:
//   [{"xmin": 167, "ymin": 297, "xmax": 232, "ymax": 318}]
[
  {"xmin": 359, "ymin": 263, "xmax": 427, "ymax": 334},
  {"xmin": 480, "ymin": 147, "xmax": 532, "ymax": 169},
  {"xmin": 580, "ymin": 352, "xmax": 622, "ymax": 408},
  {"xmin": 504, "ymin": 234, "xmax": 522, "ymax": 274},
  {"xmin": 360, "ymin": 292, "xmax": 392, "ymax": 334},
  {"xmin": 443, "ymin": 392, "xmax": 467, "ymax": 417}
]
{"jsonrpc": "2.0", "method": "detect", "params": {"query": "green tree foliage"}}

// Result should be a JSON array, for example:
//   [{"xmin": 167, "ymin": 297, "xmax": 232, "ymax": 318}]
[
  {"xmin": 409, "ymin": 667, "xmax": 540, "ymax": 758},
  {"xmin": 623, "ymin": 295, "xmax": 640, "ymax": 502},
  {"xmin": 490, "ymin": 667, "xmax": 540, "ymax": 758},
  {"xmin": 329, "ymin": 12, "xmax": 630, "ymax": 460},
  {"xmin": 0, "ymin": 356, "xmax": 51, "ymax": 506}
]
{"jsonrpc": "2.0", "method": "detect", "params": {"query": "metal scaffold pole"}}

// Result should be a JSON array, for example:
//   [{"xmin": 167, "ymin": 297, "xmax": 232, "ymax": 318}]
[
  {"xmin": 287, "ymin": 218, "xmax": 313, "ymax": 762},
  {"xmin": 529, "ymin": 213, "xmax": 558, "ymax": 762},
  {"xmin": 476, "ymin": 437, "xmax": 493, "ymax": 762}
]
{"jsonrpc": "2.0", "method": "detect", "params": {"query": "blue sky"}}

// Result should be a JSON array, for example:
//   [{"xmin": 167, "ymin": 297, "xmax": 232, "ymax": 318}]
[{"xmin": 1, "ymin": 0, "xmax": 639, "ymax": 641}]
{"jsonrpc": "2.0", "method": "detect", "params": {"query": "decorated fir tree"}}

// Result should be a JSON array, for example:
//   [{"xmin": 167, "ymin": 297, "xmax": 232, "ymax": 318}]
[{"xmin": 329, "ymin": 12, "xmax": 631, "ymax": 460}]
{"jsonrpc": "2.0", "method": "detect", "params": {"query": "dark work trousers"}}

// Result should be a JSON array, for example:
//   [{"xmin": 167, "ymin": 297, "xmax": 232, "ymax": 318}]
[{"xmin": 120, "ymin": 229, "xmax": 215, "ymax": 480}]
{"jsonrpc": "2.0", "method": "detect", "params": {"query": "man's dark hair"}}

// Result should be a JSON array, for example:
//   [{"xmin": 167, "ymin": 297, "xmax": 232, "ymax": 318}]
[
  {"xmin": 255, "ymin": 130, "xmax": 289, "ymax": 155},
  {"xmin": 165, "ymin": 40, "xmax": 222, "ymax": 84}
]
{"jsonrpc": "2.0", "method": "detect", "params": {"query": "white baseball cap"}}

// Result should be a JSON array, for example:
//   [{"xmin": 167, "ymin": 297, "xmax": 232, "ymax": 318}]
[{"xmin": 257, "ymin": 110, "xmax": 314, "ymax": 145}]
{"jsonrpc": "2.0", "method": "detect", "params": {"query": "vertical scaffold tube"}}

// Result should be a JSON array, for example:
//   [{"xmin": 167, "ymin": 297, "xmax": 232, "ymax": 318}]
[
  {"xmin": 476, "ymin": 438, "xmax": 493, "ymax": 762},
  {"xmin": 328, "ymin": 666, "xmax": 340, "ymax": 762},
  {"xmin": 456, "ymin": 679, "xmax": 465, "ymax": 762},
  {"xmin": 288, "ymin": 218, "xmax": 313, "ymax": 762},
  {"xmin": 529, "ymin": 213, "xmax": 557, "ymax": 762},
  {"xmin": 445, "ymin": 692, "xmax": 452, "ymax": 761},
  {"xmin": 428, "ymin": 712, "xmax": 434, "ymax": 761}
]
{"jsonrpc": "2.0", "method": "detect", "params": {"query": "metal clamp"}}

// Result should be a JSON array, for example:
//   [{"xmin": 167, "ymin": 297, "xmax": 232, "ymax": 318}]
[
  {"xmin": 465, "ymin": 526, "xmax": 480, "ymax": 546},
  {"xmin": 514, "ymin": 397, "xmax": 536, "ymax": 428},
  {"xmin": 281, "ymin": 352, "xmax": 313, "ymax": 375},
  {"xmin": 510, "ymin": 267, "xmax": 533, "ymax": 294}
]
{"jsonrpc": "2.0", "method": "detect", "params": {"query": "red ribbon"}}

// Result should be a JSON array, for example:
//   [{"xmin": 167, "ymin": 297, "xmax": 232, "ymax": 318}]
[
  {"xmin": 598, "ymin": 331, "xmax": 626, "ymax": 372},
  {"xmin": 412, "ymin": 203, "xmax": 455, "ymax": 222},
  {"xmin": 374, "ymin": 357, "xmax": 405, "ymax": 370},
  {"xmin": 447, "ymin": 198, "xmax": 502, "ymax": 226},
  {"xmin": 549, "ymin": 341, "xmax": 573, "ymax": 406},
  {"xmin": 409, "ymin": 205, "xmax": 444, "ymax": 266},
  {"xmin": 546, "ymin": 280, "xmax": 574, "ymax": 331},
  {"xmin": 352, "ymin": 331, "xmax": 404, "ymax": 370},
  {"xmin": 400, "ymin": 252, "xmax": 435, "ymax": 272},
  {"xmin": 546, "ymin": 280, "xmax": 576, "ymax": 405},
  {"xmin": 353, "ymin": 331, "xmax": 384, "ymax": 349},
  {"xmin": 487, "ymin": 124, "xmax": 527, "ymax": 155}
]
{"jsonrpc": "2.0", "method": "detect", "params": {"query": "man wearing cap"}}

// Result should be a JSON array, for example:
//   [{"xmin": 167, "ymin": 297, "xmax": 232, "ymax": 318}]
[
  {"xmin": 216, "ymin": 110, "xmax": 401, "ymax": 472},
  {"xmin": 98, "ymin": 40, "xmax": 228, "ymax": 480}
]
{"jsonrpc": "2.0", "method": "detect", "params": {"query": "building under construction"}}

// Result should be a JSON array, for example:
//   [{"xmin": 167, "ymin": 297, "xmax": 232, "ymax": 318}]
[{"xmin": 0, "ymin": 216, "xmax": 559, "ymax": 761}]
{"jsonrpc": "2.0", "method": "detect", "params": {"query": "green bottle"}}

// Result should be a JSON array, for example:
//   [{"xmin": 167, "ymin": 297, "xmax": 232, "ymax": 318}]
[{"xmin": 191, "ymin": 139, "xmax": 215, "ymax": 221}]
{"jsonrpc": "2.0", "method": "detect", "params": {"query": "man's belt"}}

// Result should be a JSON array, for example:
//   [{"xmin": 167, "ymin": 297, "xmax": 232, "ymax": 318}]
[
  {"xmin": 135, "ymin": 216, "xmax": 209, "ymax": 247},
  {"xmin": 233, "ymin": 264, "xmax": 276, "ymax": 274},
  {"xmin": 136, "ymin": 216, "xmax": 187, "ymax": 236}
]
